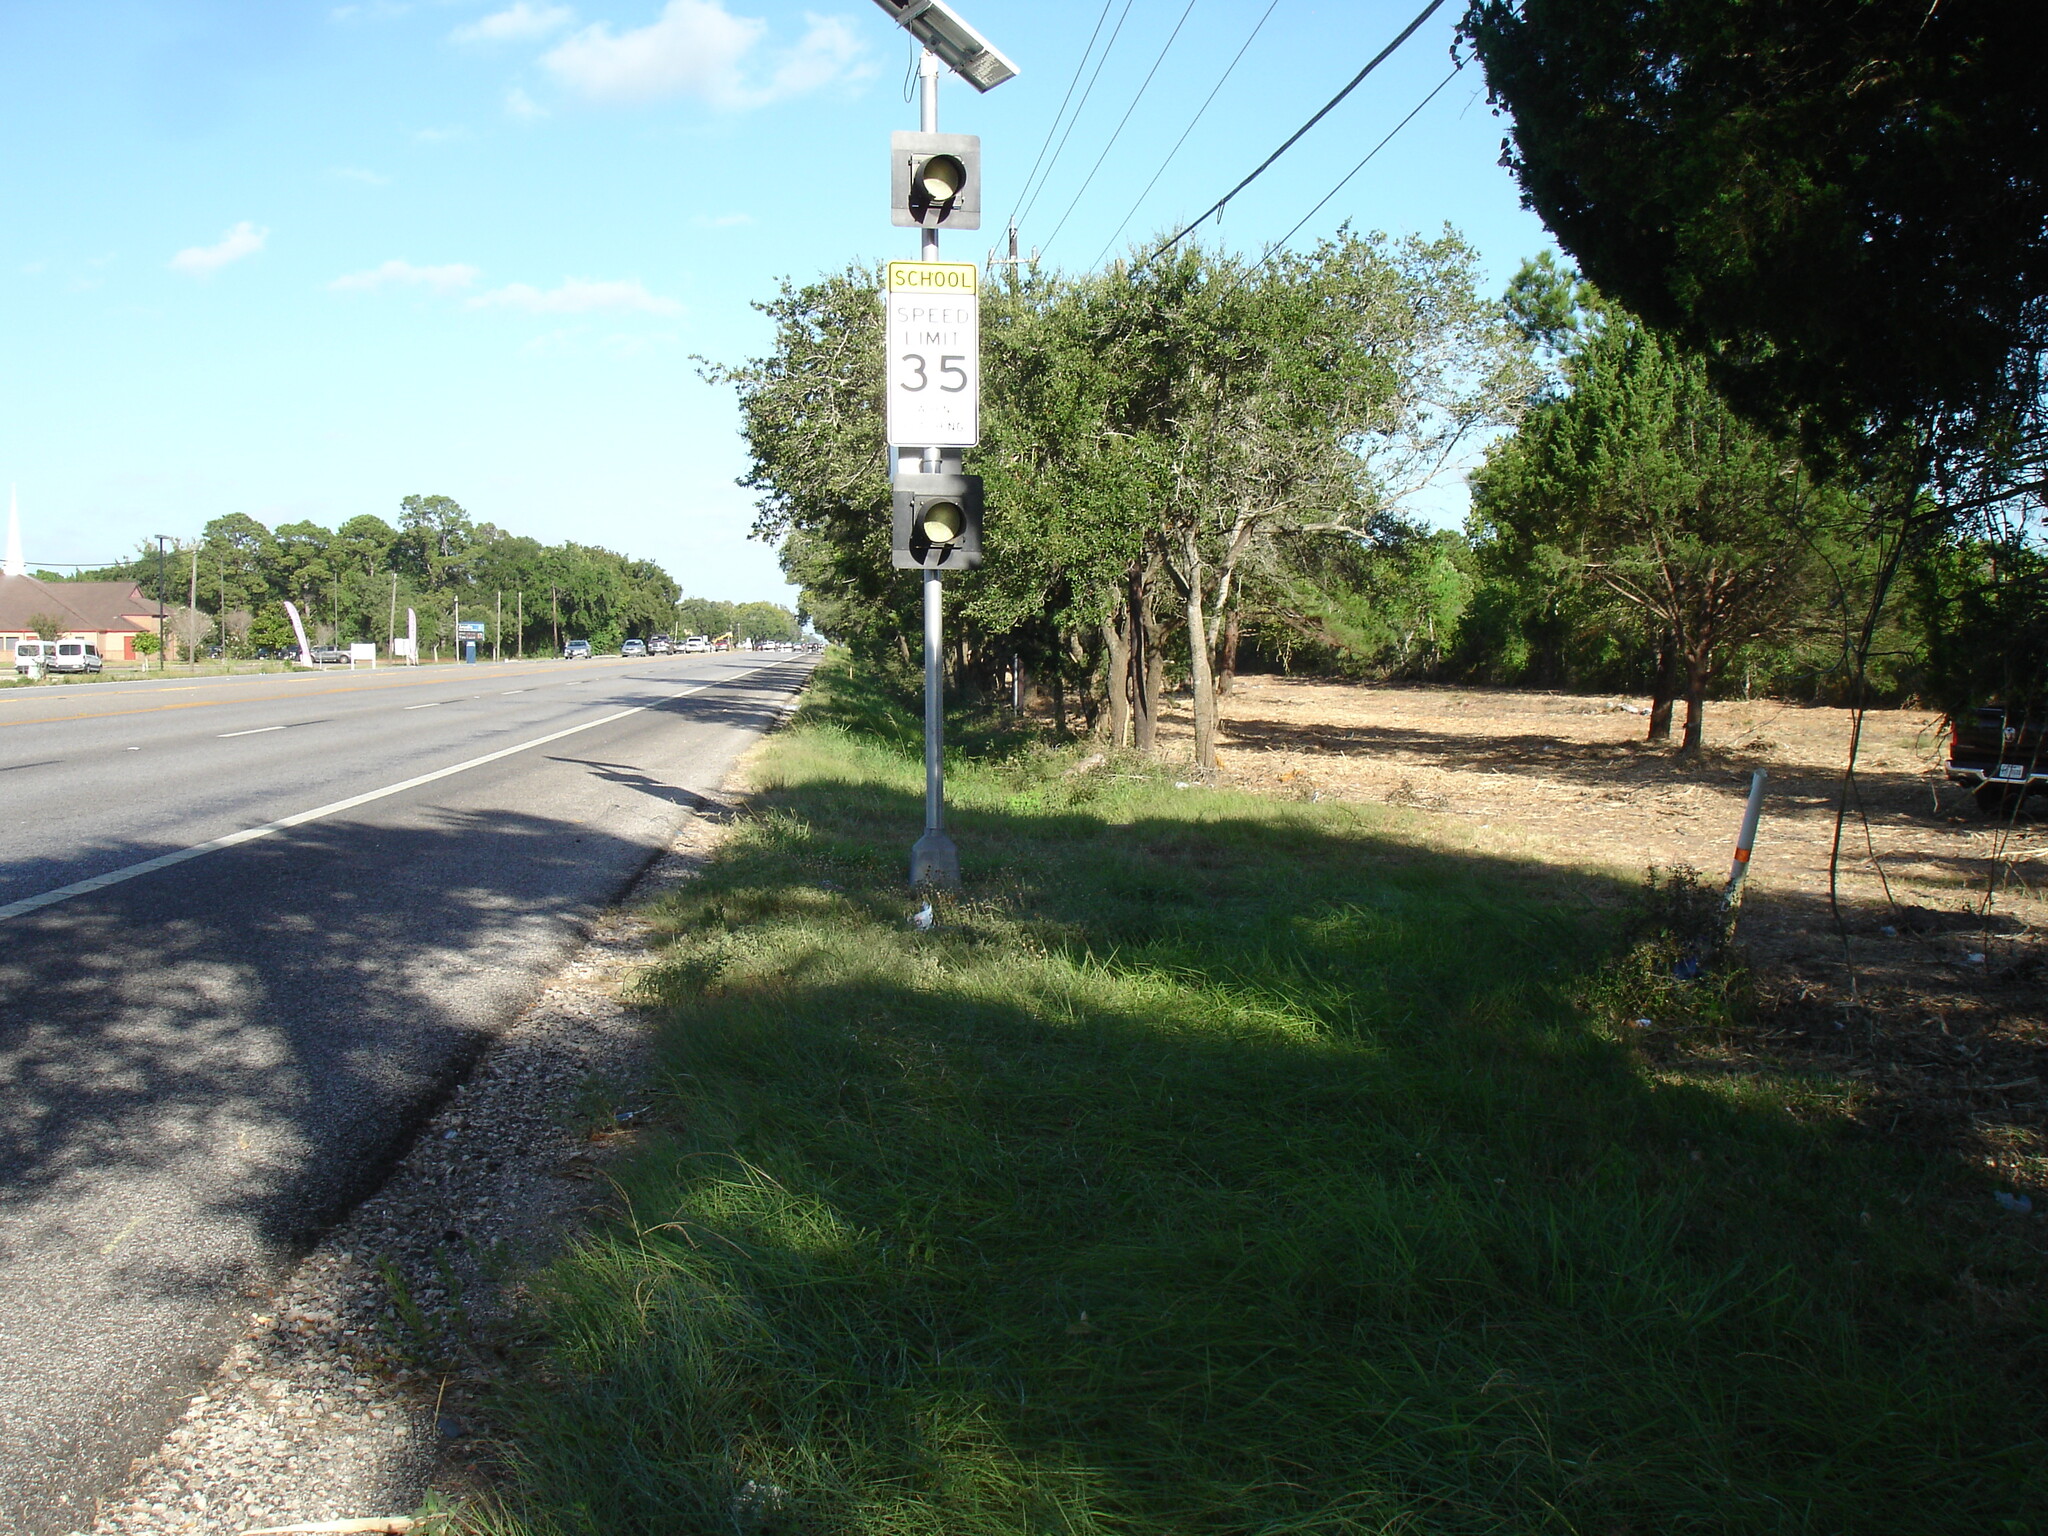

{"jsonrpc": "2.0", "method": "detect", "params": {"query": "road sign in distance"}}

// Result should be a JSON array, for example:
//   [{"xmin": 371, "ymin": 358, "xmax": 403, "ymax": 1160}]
[
  {"xmin": 891, "ymin": 131, "xmax": 981, "ymax": 228},
  {"xmin": 892, "ymin": 473, "xmax": 983, "ymax": 570},
  {"xmin": 885, "ymin": 260, "xmax": 979, "ymax": 447}
]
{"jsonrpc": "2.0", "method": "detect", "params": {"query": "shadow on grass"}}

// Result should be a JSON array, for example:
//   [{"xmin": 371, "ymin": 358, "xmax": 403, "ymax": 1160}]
[{"xmin": 487, "ymin": 672, "xmax": 2047, "ymax": 1536}]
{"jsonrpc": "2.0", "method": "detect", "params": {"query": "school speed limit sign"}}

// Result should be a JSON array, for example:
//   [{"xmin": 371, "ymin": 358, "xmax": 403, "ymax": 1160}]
[{"xmin": 885, "ymin": 259, "xmax": 979, "ymax": 447}]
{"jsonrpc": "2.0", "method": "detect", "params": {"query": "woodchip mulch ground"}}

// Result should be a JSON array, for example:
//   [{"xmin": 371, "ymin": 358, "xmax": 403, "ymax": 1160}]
[{"xmin": 1152, "ymin": 676, "xmax": 2046, "ymax": 1195}]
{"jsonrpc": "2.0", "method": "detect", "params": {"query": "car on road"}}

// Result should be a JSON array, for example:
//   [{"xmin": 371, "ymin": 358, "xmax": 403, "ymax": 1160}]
[
  {"xmin": 682, "ymin": 635, "xmax": 710, "ymax": 653},
  {"xmin": 621, "ymin": 638, "xmax": 648, "ymax": 657},
  {"xmin": 563, "ymin": 639, "xmax": 593, "ymax": 659},
  {"xmin": 647, "ymin": 635, "xmax": 674, "ymax": 655}
]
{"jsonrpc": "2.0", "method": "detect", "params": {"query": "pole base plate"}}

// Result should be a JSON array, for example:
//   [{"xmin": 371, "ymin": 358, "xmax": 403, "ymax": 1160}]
[{"xmin": 911, "ymin": 829, "xmax": 960, "ymax": 890}]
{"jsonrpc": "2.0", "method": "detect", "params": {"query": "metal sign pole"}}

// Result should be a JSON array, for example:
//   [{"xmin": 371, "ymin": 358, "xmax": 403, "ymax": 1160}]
[{"xmin": 909, "ymin": 46, "xmax": 960, "ymax": 889}]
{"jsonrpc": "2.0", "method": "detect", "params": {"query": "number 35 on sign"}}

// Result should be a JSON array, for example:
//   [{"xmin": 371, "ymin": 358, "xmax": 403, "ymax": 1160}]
[{"xmin": 885, "ymin": 260, "xmax": 979, "ymax": 448}]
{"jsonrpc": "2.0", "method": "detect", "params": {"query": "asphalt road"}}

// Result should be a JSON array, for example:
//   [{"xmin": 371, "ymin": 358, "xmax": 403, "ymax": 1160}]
[{"xmin": 0, "ymin": 652, "xmax": 814, "ymax": 1532}]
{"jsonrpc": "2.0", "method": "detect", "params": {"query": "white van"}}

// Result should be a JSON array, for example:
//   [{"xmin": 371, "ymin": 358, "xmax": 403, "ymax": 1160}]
[
  {"xmin": 14, "ymin": 640, "xmax": 53, "ymax": 676},
  {"xmin": 45, "ymin": 640, "xmax": 103, "ymax": 674}
]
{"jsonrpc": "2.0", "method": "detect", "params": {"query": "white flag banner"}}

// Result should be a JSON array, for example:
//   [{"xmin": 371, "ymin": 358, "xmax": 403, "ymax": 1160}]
[{"xmin": 282, "ymin": 600, "xmax": 313, "ymax": 665}]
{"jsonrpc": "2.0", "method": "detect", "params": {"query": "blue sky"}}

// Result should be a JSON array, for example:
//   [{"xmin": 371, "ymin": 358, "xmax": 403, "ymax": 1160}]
[{"xmin": 0, "ymin": 0, "xmax": 1555, "ymax": 602}]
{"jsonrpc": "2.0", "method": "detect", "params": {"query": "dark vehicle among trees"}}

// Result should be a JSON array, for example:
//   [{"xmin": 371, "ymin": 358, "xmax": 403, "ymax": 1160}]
[{"xmin": 1949, "ymin": 705, "xmax": 2045, "ymax": 814}]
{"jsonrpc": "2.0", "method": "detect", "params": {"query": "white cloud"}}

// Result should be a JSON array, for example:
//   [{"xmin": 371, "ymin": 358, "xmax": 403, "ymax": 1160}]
[
  {"xmin": 414, "ymin": 125, "xmax": 471, "ymax": 144},
  {"xmin": 542, "ymin": 0, "xmax": 865, "ymax": 109},
  {"xmin": 692, "ymin": 211, "xmax": 752, "ymax": 228},
  {"xmin": 329, "ymin": 259, "xmax": 481, "ymax": 295},
  {"xmin": 334, "ymin": 166, "xmax": 391, "ymax": 187},
  {"xmin": 453, "ymin": 3, "xmax": 575, "ymax": 44},
  {"xmin": 505, "ymin": 85, "xmax": 549, "ymax": 119},
  {"xmin": 467, "ymin": 277, "xmax": 683, "ymax": 316},
  {"xmin": 169, "ymin": 222, "xmax": 268, "ymax": 276}
]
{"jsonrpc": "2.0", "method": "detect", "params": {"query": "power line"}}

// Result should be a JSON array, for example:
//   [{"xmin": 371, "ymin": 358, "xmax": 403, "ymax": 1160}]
[
  {"xmin": 1133, "ymin": 0, "xmax": 1450, "ymax": 272},
  {"xmin": 1119, "ymin": 63, "xmax": 1469, "ymax": 327},
  {"xmin": 1015, "ymin": 0, "xmax": 1138, "ymax": 233},
  {"xmin": 1091, "ymin": 0, "xmax": 1283, "ymax": 269},
  {"xmin": 1271, "ymin": 61, "xmax": 1463, "ymax": 253},
  {"xmin": 1003, "ymin": 0, "xmax": 1115, "ymax": 238},
  {"xmin": 1039, "ymin": 0, "xmax": 1201, "ymax": 259}
]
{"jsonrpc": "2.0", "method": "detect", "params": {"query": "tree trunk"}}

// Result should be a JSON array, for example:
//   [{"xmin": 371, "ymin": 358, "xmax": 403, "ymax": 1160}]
[
  {"xmin": 1183, "ymin": 533, "xmax": 1218, "ymax": 773},
  {"xmin": 1679, "ymin": 649, "xmax": 1712, "ymax": 755},
  {"xmin": 1128, "ymin": 564, "xmax": 1160, "ymax": 755},
  {"xmin": 1052, "ymin": 669, "xmax": 1067, "ymax": 735},
  {"xmin": 1647, "ymin": 634, "xmax": 1678, "ymax": 743},
  {"xmin": 1218, "ymin": 610, "xmax": 1241, "ymax": 696},
  {"xmin": 1102, "ymin": 616, "xmax": 1130, "ymax": 746}
]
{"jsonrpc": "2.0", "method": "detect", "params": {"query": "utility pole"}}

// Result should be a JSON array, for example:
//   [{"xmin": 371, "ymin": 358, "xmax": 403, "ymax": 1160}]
[
  {"xmin": 187, "ymin": 546, "xmax": 198, "ymax": 663},
  {"xmin": 551, "ymin": 584, "xmax": 559, "ymax": 654},
  {"xmin": 389, "ymin": 572, "xmax": 398, "ymax": 659},
  {"xmin": 495, "ymin": 590, "xmax": 502, "ymax": 663},
  {"xmin": 154, "ymin": 535, "xmax": 169, "ymax": 670},
  {"xmin": 516, "ymin": 590, "xmax": 524, "ymax": 659},
  {"xmin": 986, "ymin": 219, "xmax": 1037, "ymax": 272}
]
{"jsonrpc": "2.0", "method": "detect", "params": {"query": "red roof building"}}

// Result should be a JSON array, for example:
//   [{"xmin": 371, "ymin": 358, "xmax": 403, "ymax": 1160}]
[{"xmin": 0, "ymin": 574, "xmax": 160, "ymax": 663}]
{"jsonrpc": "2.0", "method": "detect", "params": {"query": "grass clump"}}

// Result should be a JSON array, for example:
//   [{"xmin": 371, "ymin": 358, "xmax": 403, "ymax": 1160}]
[{"xmin": 473, "ymin": 655, "xmax": 2045, "ymax": 1536}]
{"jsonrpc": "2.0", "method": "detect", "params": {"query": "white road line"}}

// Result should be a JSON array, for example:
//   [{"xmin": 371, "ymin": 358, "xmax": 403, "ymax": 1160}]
[
  {"xmin": 218, "ymin": 726, "xmax": 287, "ymax": 738},
  {"xmin": 0, "ymin": 663, "xmax": 790, "ymax": 924},
  {"xmin": 502, "ymin": 689, "xmax": 529, "ymax": 695},
  {"xmin": 403, "ymin": 702, "xmax": 442, "ymax": 710}
]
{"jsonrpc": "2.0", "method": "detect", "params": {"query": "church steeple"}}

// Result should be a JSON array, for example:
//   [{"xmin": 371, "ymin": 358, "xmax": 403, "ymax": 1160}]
[{"xmin": 4, "ymin": 487, "xmax": 24, "ymax": 578}]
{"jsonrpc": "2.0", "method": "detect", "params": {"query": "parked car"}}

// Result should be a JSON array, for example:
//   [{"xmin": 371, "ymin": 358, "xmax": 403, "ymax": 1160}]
[
  {"xmin": 563, "ymin": 639, "xmax": 593, "ymax": 659},
  {"xmin": 308, "ymin": 645, "xmax": 351, "ymax": 665},
  {"xmin": 1948, "ymin": 703, "xmax": 2044, "ymax": 814},
  {"xmin": 682, "ymin": 635, "xmax": 710, "ymax": 654},
  {"xmin": 621, "ymin": 638, "xmax": 648, "ymax": 657},
  {"xmin": 647, "ymin": 635, "xmax": 674, "ymax": 655}
]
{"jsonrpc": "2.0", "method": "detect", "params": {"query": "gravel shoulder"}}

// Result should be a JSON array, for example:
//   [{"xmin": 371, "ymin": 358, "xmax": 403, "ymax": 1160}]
[{"xmin": 66, "ymin": 786, "xmax": 752, "ymax": 1536}]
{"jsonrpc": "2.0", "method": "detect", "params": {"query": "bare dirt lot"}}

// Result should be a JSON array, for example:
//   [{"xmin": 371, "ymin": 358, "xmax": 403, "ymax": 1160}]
[{"xmin": 1157, "ymin": 676, "xmax": 2046, "ymax": 1194}]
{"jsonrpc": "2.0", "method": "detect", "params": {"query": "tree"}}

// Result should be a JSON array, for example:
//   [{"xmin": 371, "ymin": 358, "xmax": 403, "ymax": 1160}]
[
  {"xmin": 710, "ymin": 237, "xmax": 1529, "ymax": 763},
  {"xmin": 268, "ymin": 522, "xmax": 334, "ymax": 608},
  {"xmin": 332, "ymin": 515, "xmax": 398, "ymax": 579},
  {"xmin": 733, "ymin": 601, "xmax": 800, "ymax": 643},
  {"xmin": 1472, "ymin": 311, "xmax": 1837, "ymax": 753},
  {"xmin": 1460, "ymin": 0, "xmax": 2047, "ymax": 460},
  {"xmin": 396, "ymin": 495, "xmax": 476, "ymax": 591},
  {"xmin": 25, "ymin": 612, "xmax": 63, "ymax": 641}
]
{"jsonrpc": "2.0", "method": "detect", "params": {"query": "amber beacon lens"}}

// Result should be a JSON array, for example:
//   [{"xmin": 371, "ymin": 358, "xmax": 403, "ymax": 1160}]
[
  {"xmin": 921, "ymin": 500, "xmax": 965, "ymax": 544},
  {"xmin": 919, "ymin": 154, "xmax": 966, "ymax": 202}
]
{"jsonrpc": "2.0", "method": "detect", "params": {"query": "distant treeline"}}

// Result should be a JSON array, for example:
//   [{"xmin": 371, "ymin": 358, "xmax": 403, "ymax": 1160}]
[{"xmin": 65, "ymin": 495, "xmax": 799, "ymax": 656}]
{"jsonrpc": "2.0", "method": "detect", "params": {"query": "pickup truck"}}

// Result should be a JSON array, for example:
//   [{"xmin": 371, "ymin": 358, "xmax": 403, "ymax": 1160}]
[{"xmin": 1948, "ymin": 703, "xmax": 2044, "ymax": 813}]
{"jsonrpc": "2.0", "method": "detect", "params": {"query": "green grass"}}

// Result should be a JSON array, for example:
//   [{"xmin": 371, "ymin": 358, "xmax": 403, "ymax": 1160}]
[{"xmin": 470, "ymin": 655, "xmax": 2045, "ymax": 1536}]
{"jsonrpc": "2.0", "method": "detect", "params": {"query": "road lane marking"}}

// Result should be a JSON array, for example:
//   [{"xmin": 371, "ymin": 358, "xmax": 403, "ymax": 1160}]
[
  {"xmin": 0, "ymin": 662, "xmax": 797, "ymax": 924},
  {"xmin": 0, "ymin": 660, "xmax": 624, "ymax": 726},
  {"xmin": 0, "ymin": 701, "xmax": 218, "ymax": 729},
  {"xmin": 404, "ymin": 702, "xmax": 442, "ymax": 710},
  {"xmin": 219, "ymin": 726, "xmax": 287, "ymax": 738}
]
